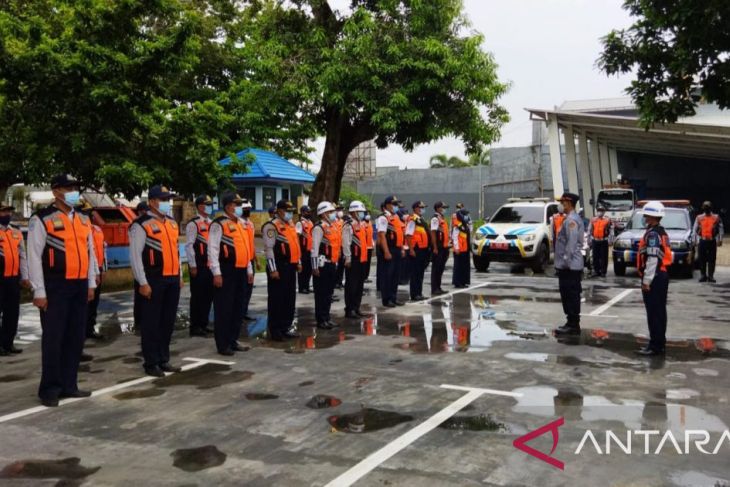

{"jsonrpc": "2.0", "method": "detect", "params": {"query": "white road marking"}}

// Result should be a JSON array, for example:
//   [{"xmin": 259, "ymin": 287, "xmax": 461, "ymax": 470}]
[
  {"xmin": 588, "ymin": 288, "xmax": 634, "ymax": 316},
  {"xmin": 324, "ymin": 384, "xmax": 522, "ymax": 487},
  {"xmin": 0, "ymin": 357, "xmax": 234, "ymax": 424},
  {"xmin": 418, "ymin": 281, "xmax": 492, "ymax": 304}
]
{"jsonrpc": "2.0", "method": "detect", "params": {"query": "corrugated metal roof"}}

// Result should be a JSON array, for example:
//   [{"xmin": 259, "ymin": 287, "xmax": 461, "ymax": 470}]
[{"xmin": 220, "ymin": 148, "xmax": 316, "ymax": 184}]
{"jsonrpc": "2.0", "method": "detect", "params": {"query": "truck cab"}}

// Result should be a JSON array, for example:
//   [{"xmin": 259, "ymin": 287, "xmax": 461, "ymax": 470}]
[{"xmin": 595, "ymin": 186, "xmax": 636, "ymax": 234}]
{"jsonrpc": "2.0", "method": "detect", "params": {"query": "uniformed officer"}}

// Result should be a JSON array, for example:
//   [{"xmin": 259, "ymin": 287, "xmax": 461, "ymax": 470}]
[
  {"xmin": 554, "ymin": 192, "xmax": 585, "ymax": 336},
  {"xmin": 240, "ymin": 198, "xmax": 257, "ymax": 321},
  {"xmin": 311, "ymin": 202, "xmax": 340, "ymax": 328},
  {"xmin": 296, "ymin": 205, "xmax": 314, "ymax": 294},
  {"xmin": 398, "ymin": 208, "xmax": 412, "ymax": 286},
  {"xmin": 0, "ymin": 204, "xmax": 30, "ymax": 355},
  {"xmin": 451, "ymin": 203, "xmax": 464, "ymax": 229},
  {"xmin": 377, "ymin": 196, "xmax": 405, "ymax": 307},
  {"xmin": 376, "ymin": 204, "xmax": 385, "ymax": 292},
  {"xmin": 343, "ymin": 201, "xmax": 370, "ymax": 318},
  {"xmin": 588, "ymin": 204, "xmax": 614, "ymax": 278},
  {"xmin": 131, "ymin": 201, "xmax": 149, "ymax": 329},
  {"xmin": 451, "ymin": 208, "xmax": 471, "ymax": 288},
  {"xmin": 430, "ymin": 201, "xmax": 451, "ymax": 296},
  {"xmin": 129, "ymin": 185, "xmax": 183, "ymax": 377},
  {"xmin": 185, "ymin": 195, "xmax": 214, "ymax": 337},
  {"xmin": 81, "ymin": 202, "xmax": 107, "ymax": 340},
  {"xmin": 334, "ymin": 202, "xmax": 346, "ymax": 290},
  {"xmin": 693, "ymin": 201, "xmax": 724, "ymax": 283},
  {"xmin": 208, "ymin": 193, "xmax": 254, "ymax": 355},
  {"xmin": 637, "ymin": 201, "xmax": 672, "ymax": 356},
  {"xmin": 405, "ymin": 201, "xmax": 431, "ymax": 301},
  {"xmin": 363, "ymin": 213, "xmax": 374, "ymax": 284},
  {"xmin": 28, "ymin": 174, "xmax": 98, "ymax": 406},
  {"xmin": 262, "ymin": 200, "xmax": 302, "ymax": 340}
]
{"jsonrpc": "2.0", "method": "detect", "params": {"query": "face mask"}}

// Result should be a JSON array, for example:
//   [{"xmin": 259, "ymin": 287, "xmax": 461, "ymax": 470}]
[
  {"xmin": 158, "ymin": 201, "xmax": 171, "ymax": 215},
  {"xmin": 336, "ymin": 211, "xmax": 344, "ymax": 219},
  {"xmin": 391, "ymin": 205, "xmax": 399, "ymax": 213},
  {"xmin": 205, "ymin": 205, "xmax": 215, "ymax": 214},
  {"xmin": 598, "ymin": 211, "xmax": 605, "ymax": 217},
  {"xmin": 284, "ymin": 211, "xmax": 293, "ymax": 222},
  {"xmin": 63, "ymin": 191, "xmax": 80, "ymax": 207},
  {"xmin": 234, "ymin": 206, "xmax": 243, "ymax": 217},
  {"xmin": 557, "ymin": 203, "xmax": 565, "ymax": 213},
  {"xmin": 242, "ymin": 209, "xmax": 251, "ymax": 218},
  {"xmin": 327, "ymin": 212, "xmax": 337, "ymax": 222},
  {"xmin": 357, "ymin": 211, "xmax": 366, "ymax": 220},
  {"xmin": 0, "ymin": 215, "xmax": 10, "ymax": 226}
]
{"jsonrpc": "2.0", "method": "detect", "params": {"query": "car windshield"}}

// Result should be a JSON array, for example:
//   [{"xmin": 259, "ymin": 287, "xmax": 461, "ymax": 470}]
[
  {"xmin": 597, "ymin": 190, "xmax": 634, "ymax": 211},
  {"xmin": 490, "ymin": 205, "xmax": 544, "ymax": 224},
  {"xmin": 626, "ymin": 209, "xmax": 689, "ymax": 230}
]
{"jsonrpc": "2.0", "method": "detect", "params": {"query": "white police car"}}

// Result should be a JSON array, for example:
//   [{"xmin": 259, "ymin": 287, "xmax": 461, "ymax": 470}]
[{"xmin": 472, "ymin": 198, "xmax": 558, "ymax": 273}]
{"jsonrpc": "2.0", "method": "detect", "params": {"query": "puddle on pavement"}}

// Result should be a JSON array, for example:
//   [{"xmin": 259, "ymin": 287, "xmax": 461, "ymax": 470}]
[
  {"xmin": 0, "ymin": 374, "xmax": 26, "ymax": 383},
  {"xmin": 0, "ymin": 457, "xmax": 100, "ymax": 481},
  {"xmin": 306, "ymin": 395, "xmax": 342, "ymax": 409},
  {"xmin": 153, "ymin": 363, "xmax": 253, "ymax": 390},
  {"xmin": 245, "ymin": 393, "xmax": 279, "ymax": 400},
  {"xmin": 84, "ymin": 316, "xmax": 136, "ymax": 349},
  {"xmin": 113, "ymin": 388, "xmax": 166, "ymax": 401},
  {"xmin": 439, "ymin": 414, "xmax": 507, "ymax": 432},
  {"xmin": 171, "ymin": 446, "xmax": 226, "ymax": 472},
  {"xmin": 328, "ymin": 408, "xmax": 414, "ymax": 433},
  {"xmin": 298, "ymin": 380, "xmax": 315, "ymax": 387}
]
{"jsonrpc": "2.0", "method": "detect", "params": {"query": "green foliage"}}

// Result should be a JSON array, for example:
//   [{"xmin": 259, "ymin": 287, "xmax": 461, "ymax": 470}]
[
  {"xmin": 598, "ymin": 0, "xmax": 730, "ymax": 126},
  {"xmin": 338, "ymin": 183, "xmax": 376, "ymax": 214},
  {"xmin": 430, "ymin": 149, "xmax": 489, "ymax": 168}
]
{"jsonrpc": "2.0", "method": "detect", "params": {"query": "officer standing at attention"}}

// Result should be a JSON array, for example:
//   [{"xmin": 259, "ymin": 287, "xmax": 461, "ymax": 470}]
[
  {"xmin": 0, "ymin": 204, "xmax": 30, "ymax": 356},
  {"xmin": 296, "ymin": 205, "xmax": 314, "ymax": 294},
  {"xmin": 129, "ymin": 185, "xmax": 183, "ymax": 377},
  {"xmin": 311, "ymin": 202, "xmax": 340, "ymax": 329},
  {"xmin": 693, "ymin": 201, "xmax": 724, "ymax": 283},
  {"xmin": 451, "ymin": 208, "xmax": 471, "ymax": 288},
  {"xmin": 343, "ymin": 201, "xmax": 370, "ymax": 318},
  {"xmin": 377, "ymin": 196, "xmax": 405, "ymax": 307},
  {"xmin": 550, "ymin": 203, "xmax": 566, "ymax": 249},
  {"xmin": 587, "ymin": 204, "xmax": 614, "ymax": 278},
  {"xmin": 636, "ymin": 201, "xmax": 672, "ymax": 356},
  {"xmin": 185, "ymin": 195, "xmax": 214, "ymax": 337},
  {"xmin": 363, "ymin": 213, "xmax": 374, "ymax": 285},
  {"xmin": 262, "ymin": 200, "xmax": 302, "ymax": 340},
  {"xmin": 81, "ymin": 202, "xmax": 107, "ymax": 340},
  {"xmin": 208, "ymin": 193, "xmax": 253, "ymax": 355},
  {"xmin": 131, "ymin": 201, "xmax": 149, "ymax": 330},
  {"xmin": 334, "ymin": 202, "xmax": 346, "ymax": 290},
  {"xmin": 240, "ymin": 199, "xmax": 257, "ymax": 321},
  {"xmin": 405, "ymin": 201, "xmax": 431, "ymax": 301},
  {"xmin": 430, "ymin": 201, "xmax": 451, "ymax": 296},
  {"xmin": 554, "ymin": 192, "xmax": 585, "ymax": 336},
  {"xmin": 28, "ymin": 174, "xmax": 98, "ymax": 406}
]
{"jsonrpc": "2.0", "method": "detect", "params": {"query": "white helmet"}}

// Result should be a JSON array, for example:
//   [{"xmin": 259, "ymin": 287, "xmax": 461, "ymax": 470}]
[
  {"xmin": 349, "ymin": 200, "xmax": 366, "ymax": 212},
  {"xmin": 641, "ymin": 201, "xmax": 665, "ymax": 218},
  {"xmin": 242, "ymin": 199, "xmax": 252, "ymax": 210},
  {"xmin": 317, "ymin": 201, "xmax": 336, "ymax": 216}
]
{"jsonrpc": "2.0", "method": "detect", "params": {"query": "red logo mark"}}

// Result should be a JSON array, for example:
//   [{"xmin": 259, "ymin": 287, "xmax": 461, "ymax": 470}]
[{"xmin": 513, "ymin": 417, "xmax": 565, "ymax": 470}]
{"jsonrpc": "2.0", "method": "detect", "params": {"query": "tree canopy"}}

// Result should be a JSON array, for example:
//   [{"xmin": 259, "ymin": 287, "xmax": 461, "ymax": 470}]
[{"xmin": 599, "ymin": 0, "xmax": 730, "ymax": 126}]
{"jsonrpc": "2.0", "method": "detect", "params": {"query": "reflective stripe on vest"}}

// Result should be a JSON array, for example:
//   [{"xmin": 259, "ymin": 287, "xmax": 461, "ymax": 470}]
[
  {"xmin": 92, "ymin": 225, "xmax": 105, "ymax": 270},
  {"xmin": 0, "ymin": 227, "xmax": 22, "ymax": 277},
  {"xmin": 274, "ymin": 219, "xmax": 301, "ymax": 264},
  {"xmin": 141, "ymin": 217, "xmax": 180, "ymax": 277},
  {"xmin": 364, "ymin": 223, "xmax": 374, "ymax": 249},
  {"xmin": 638, "ymin": 228, "xmax": 673, "ymax": 275},
  {"xmin": 386, "ymin": 214, "xmax": 404, "ymax": 248},
  {"xmin": 350, "ymin": 221, "xmax": 368, "ymax": 263},
  {"xmin": 698, "ymin": 214, "xmax": 720, "ymax": 240},
  {"xmin": 591, "ymin": 217, "xmax": 611, "ymax": 239},
  {"xmin": 42, "ymin": 211, "xmax": 92, "ymax": 279},
  {"xmin": 217, "ymin": 217, "xmax": 251, "ymax": 268}
]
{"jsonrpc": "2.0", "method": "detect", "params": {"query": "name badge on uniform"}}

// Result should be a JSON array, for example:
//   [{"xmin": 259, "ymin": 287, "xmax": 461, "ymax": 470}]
[
  {"xmin": 52, "ymin": 218, "xmax": 64, "ymax": 231},
  {"xmin": 228, "ymin": 223, "xmax": 237, "ymax": 232},
  {"xmin": 149, "ymin": 223, "xmax": 161, "ymax": 234}
]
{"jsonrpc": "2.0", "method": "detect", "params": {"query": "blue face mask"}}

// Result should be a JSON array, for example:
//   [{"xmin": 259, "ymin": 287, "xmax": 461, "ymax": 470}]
[
  {"xmin": 357, "ymin": 211, "xmax": 366, "ymax": 220},
  {"xmin": 234, "ymin": 206, "xmax": 243, "ymax": 217},
  {"xmin": 391, "ymin": 205, "xmax": 399, "ymax": 213},
  {"xmin": 206, "ymin": 205, "xmax": 215, "ymax": 214},
  {"xmin": 327, "ymin": 212, "xmax": 337, "ymax": 222},
  {"xmin": 284, "ymin": 211, "xmax": 293, "ymax": 222},
  {"xmin": 158, "ymin": 201, "xmax": 171, "ymax": 215},
  {"xmin": 63, "ymin": 191, "xmax": 80, "ymax": 207}
]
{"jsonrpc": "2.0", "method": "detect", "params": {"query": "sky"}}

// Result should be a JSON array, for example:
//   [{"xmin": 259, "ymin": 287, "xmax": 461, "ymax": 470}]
[{"xmin": 308, "ymin": 0, "xmax": 635, "ymax": 170}]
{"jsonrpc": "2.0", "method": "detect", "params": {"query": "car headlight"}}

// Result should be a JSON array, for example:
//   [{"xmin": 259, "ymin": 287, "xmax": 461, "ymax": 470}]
[
  {"xmin": 614, "ymin": 239, "xmax": 631, "ymax": 249},
  {"xmin": 519, "ymin": 233, "xmax": 537, "ymax": 243},
  {"xmin": 671, "ymin": 241, "xmax": 688, "ymax": 250}
]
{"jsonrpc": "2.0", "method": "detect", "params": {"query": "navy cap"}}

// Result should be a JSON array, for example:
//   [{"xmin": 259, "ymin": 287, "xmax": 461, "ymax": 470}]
[
  {"xmin": 50, "ymin": 174, "xmax": 80, "ymax": 189},
  {"xmin": 383, "ymin": 195, "xmax": 400, "ymax": 206},
  {"xmin": 412, "ymin": 201, "xmax": 427, "ymax": 209},
  {"xmin": 194, "ymin": 194, "xmax": 213, "ymax": 206},
  {"xmin": 148, "ymin": 185, "xmax": 175, "ymax": 200},
  {"xmin": 300, "ymin": 205, "xmax": 311, "ymax": 213},
  {"xmin": 459, "ymin": 208, "xmax": 470, "ymax": 216},
  {"xmin": 434, "ymin": 201, "xmax": 449, "ymax": 210},
  {"xmin": 221, "ymin": 193, "xmax": 244, "ymax": 207},
  {"xmin": 559, "ymin": 192, "xmax": 580, "ymax": 204},
  {"xmin": 268, "ymin": 206, "xmax": 276, "ymax": 215},
  {"xmin": 276, "ymin": 199, "xmax": 295, "ymax": 211}
]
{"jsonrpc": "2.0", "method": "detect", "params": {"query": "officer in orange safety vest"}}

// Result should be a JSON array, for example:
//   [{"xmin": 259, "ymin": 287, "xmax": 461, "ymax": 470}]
[
  {"xmin": 343, "ymin": 200, "xmax": 371, "ymax": 319},
  {"xmin": 587, "ymin": 204, "xmax": 614, "ymax": 278},
  {"xmin": 451, "ymin": 208, "xmax": 471, "ymax": 288},
  {"xmin": 405, "ymin": 201, "xmax": 431, "ymax": 301},
  {"xmin": 240, "ymin": 198, "xmax": 258, "ymax": 321},
  {"xmin": 693, "ymin": 201, "xmax": 724, "ymax": 283},
  {"xmin": 296, "ymin": 205, "xmax": 314, "ymax": 294},
  {"xmin": 129, "ymin": 185, "xmax": 183, "ymax": 377},
  {"xmin": 311, "ymin": 201, "xmax": 341, "ymax": 328},
  {"xmin": 0, "ymin": 204, "xmax": 30, "ymax": 356},
  {"xmin": 377, "ymin": 196, "xmax": 405, "ymax": 307},
  {"xmin": 430, "ymin": 201, "xmax": 451, "ymax": 296},
  {"xmin": 27, "ymin": 174, "xmax": 98, "ymax": 407},
  {"xmin": 636, "ymin": 201, "xmax": 673, "ymax": 356},
  {"xmin": 185, "ymin": 195, "xmax": 215, "ymax": 337}
]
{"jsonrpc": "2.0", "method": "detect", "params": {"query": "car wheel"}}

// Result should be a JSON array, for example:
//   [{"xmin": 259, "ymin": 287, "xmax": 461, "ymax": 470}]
[
  {"xmin": 530, "ymin": 241, "xmax": 549, "ymax": 274},
  {"xmin": 473, "ymin": 254, "xmax": 490, "ymax": 272},
  {"xmin": 614, "ymin": 261, "xmax": 626, "ymax": 277}
]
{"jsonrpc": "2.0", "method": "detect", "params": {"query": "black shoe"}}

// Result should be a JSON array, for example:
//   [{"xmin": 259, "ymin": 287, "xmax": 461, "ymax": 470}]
[
  {"xmin": 331, "ymin": 296, "xmax": 340, "ymax": 302},
  {"xmin": 299, "ymin": 289, "xmax": 310, "ymax": 294},
  {"xmin": 218, "ymin": 349, "xmax": 235, "ymax": 356},
  {"xmin": 335, "ymin": 284, "xmax": 344, "ymax": 290},
  {"xmin": 317, "ymin": 322, "xmax": 333, "ymax": 330},
  {"xmin": 231, "ymin": 342, "xmax": 250, "ymax": 352},
  {"xmin": 159, "ymin": 363, "xmax": 182, "ymax": 373},
  {"xmin": 394, "ymin": 300, "xmax": 405, "ymax": 306},
  {"xmin": 365, "ymin": 279, "xmax": 372, "ymax": 283},
  {"xmin": 0, "ymin": 348, "xmax": 10, "ymax": 356},
  {"xmin": 189, "ymin": 328, "xmax": 209, "ymax": 337},
  {"xmin": 555, "ymin": 325, "xmax": 580, "ymax": 336},
  {"xmin": 283, "ymin": 330, "xmax": 300, "ymax": 339},
  {"xmin": 635, "ymin": 347, "xmax": 665, "ymax": 356},
  {"xmin": 438, "ymin": 288, "xmax": 447, "ymax": 294},
  {"xmin": 383, "ymin": 302, "xmax": 396, "ymax": 308},
  {"xmin": 60, "ymin": 389, "xmax": 92, "ymax": 399},
  {"xmin": 411, "ymin": 296, "xmax": 426, "ymax": 302},
  {"xmin": 709, "ymin": 277, "xmax": 717, "ymax": 283},
  {"xmin": 144, "ymin": 365, "xmax": 165, "ymax": 377},
  {"xmin": 345, "ymin": 311, "xmax": 360, "ymax": 319},
  {"xmin": 243, "ymin": 315, "xmax": 256, "ymax": 321},
  {"xmin": 431, "ymin": 290, "xmax": 444, "ymax": 296},
  {"xmin": 204, "ymin": 327, "xmax": 215, "ymax": 334},
  {"xmin": 86, "ymin": 330, "xmax": 104, "ymax": 340},
  {"xmin": 40, "ymin": 397, "xmax": 59, "ymax": 407},
  {"xmin": 327, "ymin": 320, "xmax": 340, "ymax": 328},
  {"xmin": 80, "ymin": 353, "xmax": 94, "ymax": 362},
  {"xmin": 699, "ymin": 276, "xmax": 708, "ymax": 283}
]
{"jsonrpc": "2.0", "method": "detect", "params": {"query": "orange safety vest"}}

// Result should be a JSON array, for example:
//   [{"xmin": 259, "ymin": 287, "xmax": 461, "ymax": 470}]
[
  {"xmin": 410, "ymin": 215, "xmax": 430, "ymax": 250},
  {"xmin": 272, "ymin": 218, "xmax": 301, "ymax": 264},
  {"xmin": 364, "ymin": 222, "xmax": 374, "ymax": 249},
  {"xmin": 190, "ymin": 216, "xmax": 210, "ymax": 265},
  {"xmin": 591, "ymin": 217, "xmax": 611, "ymax": 240},
  {"xmin": 91, "ymin": 225, "xmax": 105, "ymax": 271},
  {"xmin": 215, "ymin": 216, "xmax": 251, "ymax": 268},
  {"xmin": 38, "ymin": 207, "xmax": 92, "ymax": 280},
  {"xmin": 316, "ymin": 220, "xmax": 342, "ymax": 263},
  {"xmin": 697, "ymin": 214, "xmax": 721, "ymax": 240},
  {"xmin": 349, "ymin": 220, "xmax": 368, "ymax": 263},
  {"xmin": 552, "ymin": 213, "xmax": 566, "ymax": 238},
  {"xmin": 138, "ymin": 215, "xmax": 180, "ymax": 277},
  {"xmin": 434, "ymin": 214, "xmax": 450, "ymax": 248},
  {"xmin": 454, "ymin": 227, "xmax": 469, "ymax": 255},
  {"xmin": 242, "ymin": 219, "xmax": 256, "ymax": 260},
  {"xmin": 299, "ymin": 218, "xmax": 313, "ymax": 252},
  {"xmin": 638, "ymin": 226, "xmax": 673, "ymax": 275},
  {"xmin": 385, "ymin": 213, "xmax": 404, "ymax": 248},
  {"xmin": 0, "ymin": 226, "xmax": 23, "ymax": 277}
]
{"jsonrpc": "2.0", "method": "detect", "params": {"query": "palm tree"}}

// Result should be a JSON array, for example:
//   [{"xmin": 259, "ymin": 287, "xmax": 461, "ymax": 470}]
[{"xmin": 429, "ymin": 154, "xmax": 471, "ymax": 168}]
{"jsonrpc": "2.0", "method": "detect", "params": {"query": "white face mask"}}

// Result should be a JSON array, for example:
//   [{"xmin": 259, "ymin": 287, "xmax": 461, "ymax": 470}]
[
  {"xmin": 557, "ymin": 203, "xmax": 565, "ymax": 213},
  {"xmin": 598, "ymin": 211, "xmax": 605, "ymax": 217},
  {"xmin": 336, "ymin": 210, "xmax": 344, "ymax": 219},
  {"xmin": 327, "ymin": 212, "xmax": 337, "ymax": 222}
]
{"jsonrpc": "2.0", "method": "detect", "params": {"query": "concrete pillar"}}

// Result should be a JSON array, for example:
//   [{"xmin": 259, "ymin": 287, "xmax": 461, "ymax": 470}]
[
  {"xmin": 546, "ymin": 114, "xmax": 564, "ymax": 197},
  {"xmin": 599, "ymin": 143, "xmax": 611, "ymax": 185},
  {"xmin": 563, "ymin": 125, "xmax": 579, "ymax": 193},
  {"xmin": 609, "ymin": 147, "xmax": 619, "ymax": 181},
  {"xmin": 588, "ymin": 139, "xmax": 602, "ymax": 213},
  {"xmin": 577, "ymin": 132, "xmax": 594, "ymax": 218}
]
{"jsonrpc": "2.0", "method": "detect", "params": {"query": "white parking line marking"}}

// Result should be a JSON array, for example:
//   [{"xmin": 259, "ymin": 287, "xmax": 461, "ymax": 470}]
[
  {"xmin": 324, "ymin": 385, "xmax": 522, "ymax": 487},
  {"xmin": 418, "ymin": 281, "xmax": 492, "ymax": 304},
  {"xmin": 0, "ymin": 357, "xmax": 234, "ymax": 424},
  {"xmin": 588, "ymin": 288, "xmax": 634, "ymax": 316}
]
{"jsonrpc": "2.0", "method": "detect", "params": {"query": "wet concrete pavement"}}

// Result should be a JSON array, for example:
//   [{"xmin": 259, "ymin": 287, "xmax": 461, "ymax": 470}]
[{"xmin": 1, "ymin": 263, "xmax": 729, "ymax": 486}]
